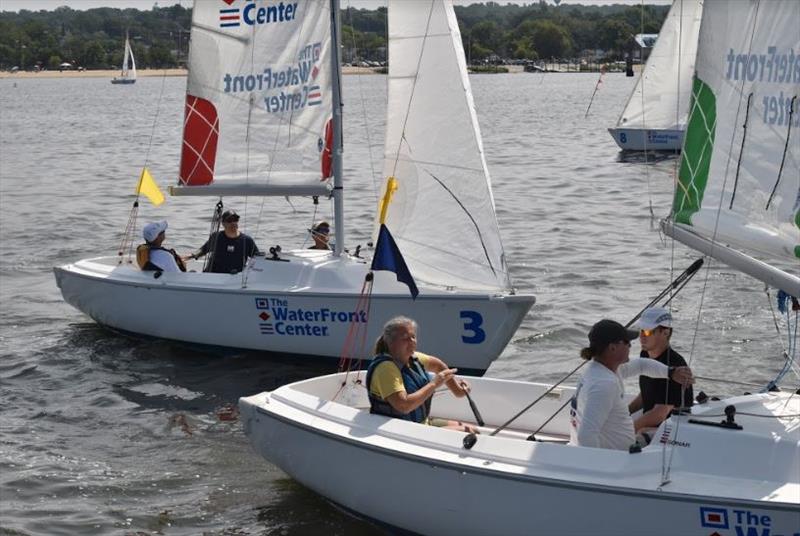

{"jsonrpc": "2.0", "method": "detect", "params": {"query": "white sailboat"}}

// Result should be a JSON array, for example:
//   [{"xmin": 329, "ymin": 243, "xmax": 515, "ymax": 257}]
[
  {"xmin": 240, "ymin": 1, "xmax": 799, "ymax": 534},
  {"xmin": 608, "ymin": 0, "xmax": 702, "ymax": 151},
  {"xmin": 111, "ymin": 32, "xmax": 137, "ymax": 85},
  {"xmin": 54, "ymin": 0, "xmax": 534, "ymax": 374}
]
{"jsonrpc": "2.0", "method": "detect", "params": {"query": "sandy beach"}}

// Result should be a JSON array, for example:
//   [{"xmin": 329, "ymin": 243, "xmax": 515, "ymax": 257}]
[{"xmin": 0, "ymin": 66, "xmax": 387, "ymax": 79}]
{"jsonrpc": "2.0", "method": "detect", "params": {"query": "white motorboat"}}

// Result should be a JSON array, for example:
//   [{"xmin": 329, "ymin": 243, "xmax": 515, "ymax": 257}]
[
  {"xmin": 608, "ymin": 0, "xmax": 702, "ymax": 151},
  {"xmin": 55, "ymin": 0, "xmax": 534, "ymax": 373}
]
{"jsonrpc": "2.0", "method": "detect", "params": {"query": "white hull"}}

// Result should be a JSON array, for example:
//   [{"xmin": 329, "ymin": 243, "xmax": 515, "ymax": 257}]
[
  {"xmin": 608, "ymin": 127, "xmax": 684, "ymax": 151},
  {"xmin": 240, "ymin": 373, "xmax": 799, "ymax": 536},
  {"xmin": 54, "ymin": 252, "xmax": 534, "ymax": 373}
]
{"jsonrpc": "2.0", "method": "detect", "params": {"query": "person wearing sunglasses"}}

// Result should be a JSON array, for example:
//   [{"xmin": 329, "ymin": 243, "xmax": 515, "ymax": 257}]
[
  {"xmin": 308, "ymin": 221, "xmax": 331, "ymax": 250},
  {"xmin": 569, "ymin": 318, "xmax": 694, "ymax": 450},
  {"xmin": 185, "ymin": 210, "xmax": 260, "ymax": 274},
  {"xmin": 628, "ymin": 307, "xmax": 694, "ymax": 436}
]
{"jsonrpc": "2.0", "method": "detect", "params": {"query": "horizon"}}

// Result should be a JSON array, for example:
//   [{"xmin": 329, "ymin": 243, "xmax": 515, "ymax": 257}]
[{"xmin": 1, "ymin": 0, "xmax": 671, "ymax": 13}]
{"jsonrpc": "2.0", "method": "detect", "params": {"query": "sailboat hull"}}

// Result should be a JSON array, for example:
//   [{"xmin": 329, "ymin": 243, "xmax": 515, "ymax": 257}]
[
  {"xmin": 54, "ymin": 253, "xmax": 534, "ymax": 374},
  {"xmin": 608, "ymin": 127, "xmax": 684, "ymax": 151},
  {"xmin": 240, "ymin": 373, "xmax": 800, "ymax": 536}
]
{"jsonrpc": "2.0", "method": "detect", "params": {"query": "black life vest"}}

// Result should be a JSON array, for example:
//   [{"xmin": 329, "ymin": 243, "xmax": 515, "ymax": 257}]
[{"xmin": 365, "ymin": 354, "xmax": 431, "ymax": 423}]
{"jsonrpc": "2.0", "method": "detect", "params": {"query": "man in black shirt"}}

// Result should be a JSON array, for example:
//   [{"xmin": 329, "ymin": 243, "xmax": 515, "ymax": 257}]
[
  {"xmin": 629, "ymin": 307, "xmax": 693, "ymax": 433},
  {"xmin": 186, "ymin": 210, "xmax": 260, "ymax": 274}
]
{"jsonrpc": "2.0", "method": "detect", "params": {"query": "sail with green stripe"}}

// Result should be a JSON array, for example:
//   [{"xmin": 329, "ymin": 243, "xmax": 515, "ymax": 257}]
[{"xmin": 666, "ymin": 0, "xmax": 800, "ymax": 296}]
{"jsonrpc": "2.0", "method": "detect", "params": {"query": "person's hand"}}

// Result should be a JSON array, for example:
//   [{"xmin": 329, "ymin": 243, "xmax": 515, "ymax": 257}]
[
  {"xmin": 671, "ymin": 366, "xmax": 694, "ymax": 386},
  {"xmin": 457, "ymin": 379, "xmax": 472, "ymax": 395},
  {"xmin": 181, "ymin": 254, "xmax": 194, "ymax": 262},
  {"xmin": 433, "ymin": 368, "xmax": 457, "ymax": 387}
]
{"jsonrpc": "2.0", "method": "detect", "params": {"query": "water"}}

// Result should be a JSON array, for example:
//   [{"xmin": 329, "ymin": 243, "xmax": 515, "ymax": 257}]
[{"xmin": 0, "ymin": 72, "xmax": 789, "ymax": 535}]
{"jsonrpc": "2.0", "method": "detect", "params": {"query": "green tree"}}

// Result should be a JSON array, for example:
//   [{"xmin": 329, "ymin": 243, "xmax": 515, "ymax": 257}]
[{"xmin": 531, "ymin": 20, "xmax": 572, "ymax": 59}]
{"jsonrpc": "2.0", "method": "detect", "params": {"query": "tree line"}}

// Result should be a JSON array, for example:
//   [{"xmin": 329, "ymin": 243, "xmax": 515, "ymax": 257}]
[{"xmin": 0, "ymin": 2, "xmax": 668, "ymax": 71}]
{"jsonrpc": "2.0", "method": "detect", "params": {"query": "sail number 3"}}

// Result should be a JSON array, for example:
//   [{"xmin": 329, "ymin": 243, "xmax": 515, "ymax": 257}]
[{"xmin": 460, "ymin": 311, "xmax": 486, "ymax": 344}]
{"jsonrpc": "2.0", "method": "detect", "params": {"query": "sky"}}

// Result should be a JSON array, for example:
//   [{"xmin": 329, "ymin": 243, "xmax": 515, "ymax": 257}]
[{"xmin": 0, "ymin": 0, "xmax": 670, "ymax": 12}]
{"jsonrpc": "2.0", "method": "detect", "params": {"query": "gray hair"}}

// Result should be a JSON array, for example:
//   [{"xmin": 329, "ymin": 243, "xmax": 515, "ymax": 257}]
[{"xmin": 373, "ymin": 316, "xmax": 417, "ymax": 355}]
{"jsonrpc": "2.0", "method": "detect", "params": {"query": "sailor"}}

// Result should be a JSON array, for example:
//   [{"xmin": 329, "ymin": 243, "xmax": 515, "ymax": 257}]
[
  {"xmin": 569, "ymin": 319, "xmax": 694, "ymax": 450},
  {"xmin": 137, "ymin": 220, "xmax": 185, "ymax": 272},
  {"xmin": 308, "ymin": 221, "xmax": 331, "ymax": 250},
  {"xmin": 185, "ymin": 210, "xmax": 260, "ymax": 274},
  {"xmin": 365, "ymin": 316, "xmax": 477, "ymax": 433},
  {"xmin": 629, "ymin": 307, "xmax": 694, "ymax": 434}
]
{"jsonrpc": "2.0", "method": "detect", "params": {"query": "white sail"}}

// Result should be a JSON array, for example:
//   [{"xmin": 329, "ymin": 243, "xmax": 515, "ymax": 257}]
[
  {"xmin": 616, "ymin": 0, "xmax": 703, "ymax": 132},
  {"xmin": 669, "ymin": 0, "xmax": 800, "ymax": 291},
  {"xmin": 121, "ymin": 35, "xmax": 131, "ymax": 78},
  {"xmin": 174, "ymin": 1, "xmax": 333, "ymax": 196},
  {"xmin": 378, "ymin": 0, "xmax": 510, "ymax": 292},
  {"xmin": 127, "ymin": 36, "xmax": 136, "ymax": 80}
]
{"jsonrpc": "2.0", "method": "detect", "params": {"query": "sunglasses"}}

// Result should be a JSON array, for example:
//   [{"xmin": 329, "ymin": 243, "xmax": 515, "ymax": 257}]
[{"xmin": 315, "ymin": 228, "xmax": 330, "ymax": 234}]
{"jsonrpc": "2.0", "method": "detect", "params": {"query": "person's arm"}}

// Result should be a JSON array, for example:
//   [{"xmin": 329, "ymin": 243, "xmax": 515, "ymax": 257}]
[
  {"xmin": 385, "ymin": 368, "xmax": 456, "ymax": 414},
  {"xmin": 628, "ymin": 393, "xmax": 643, "ymax": 415},
  {"xmin": 576, "ymin": 381, "xmax": 616, "ymax": 448},
  {"xmin": 417, "ymin": 353, "xmax": 469, "ymax": 398},
  {"xmin": 634, "ymin": 404, "xmax": 674, "ymax": 432},
  {"xmin": 185, "ymin": 235, "xmax": 212, "ymax": 261}
]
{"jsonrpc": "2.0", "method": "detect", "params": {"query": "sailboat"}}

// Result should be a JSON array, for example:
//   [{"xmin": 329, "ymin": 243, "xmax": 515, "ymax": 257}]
[
  {"xmin": 608, "ymin": 0, "xmax": 702, "ymax": 151},
  {"xmin": 54, "ymin": 0, "xmax": 534, "ymax": 374},
  {"xmin": 111, "ymin": 32, "xmax": 137, "ymax": 85},
  {"xmin": 240, "ymin": 1, "xmax": 799, "ymax": 534}
]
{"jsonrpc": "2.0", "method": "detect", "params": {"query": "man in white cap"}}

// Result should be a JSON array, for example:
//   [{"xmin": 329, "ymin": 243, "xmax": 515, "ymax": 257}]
[
  {"xmin": 139, "ymin": 221, "xmax": 184, "ymax": 273},
  {"xmin": 629, "ymin": 307, "xmax": 694, "ymax": 434},
  {"xmin": 569, "ymin": 318, "xmax": 694, "ymax": 450}
]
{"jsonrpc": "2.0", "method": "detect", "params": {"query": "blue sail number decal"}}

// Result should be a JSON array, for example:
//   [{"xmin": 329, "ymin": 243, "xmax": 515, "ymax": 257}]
[{"xmin": 460, "ymin": 311, "xmax": 485, "ymax": 344}]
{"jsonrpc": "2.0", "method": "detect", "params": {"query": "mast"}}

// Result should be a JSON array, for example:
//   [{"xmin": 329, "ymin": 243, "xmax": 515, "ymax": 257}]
[{"xmin": 330, "ymin": 0, "xmax": 345, "ymax": 257}]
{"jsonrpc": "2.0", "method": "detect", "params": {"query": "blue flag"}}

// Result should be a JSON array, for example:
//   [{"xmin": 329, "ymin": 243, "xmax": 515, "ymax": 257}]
[{"xmin": 371, "ymin": 224, "xmax": 419, "ymax": 299}]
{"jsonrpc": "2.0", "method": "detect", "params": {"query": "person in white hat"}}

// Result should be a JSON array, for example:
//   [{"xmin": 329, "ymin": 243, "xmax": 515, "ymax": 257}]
[
  {"xmin": 628, "ymin": 307, "xmax": 694, "ymax": 435},
  {"xmin": 568, "ymin": 318, "xmax": 694, "ymax": 450},
  {"xmin": 139, "ymin": 221, "xmax": 184, "ymax": 273}
]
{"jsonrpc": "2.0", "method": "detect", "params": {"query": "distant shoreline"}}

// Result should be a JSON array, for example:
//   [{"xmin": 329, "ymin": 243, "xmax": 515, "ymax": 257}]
[{"xmin": 0, "ymin": 66, "xmax": 386, "ymax": 79}]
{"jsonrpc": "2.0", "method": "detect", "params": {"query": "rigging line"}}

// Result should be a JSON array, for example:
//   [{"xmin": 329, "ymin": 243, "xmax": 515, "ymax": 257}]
[
  {"xmin": 420, "ymin": 170, "xmax": 496, "ymax": 276},
  {"xmin": 388, "ymin": 0, "xmax": 436, "ymax": 180},
  {"xmin": 765, "ymin": 95, "xmax": 796, "ymax": 211},
  {"xmin": 693, "ymin": 375, "xmax": 770, "ymax": 388},
  {"xmin": 728, "ymin": 93, "xmax": 753, "ymax": 209}
]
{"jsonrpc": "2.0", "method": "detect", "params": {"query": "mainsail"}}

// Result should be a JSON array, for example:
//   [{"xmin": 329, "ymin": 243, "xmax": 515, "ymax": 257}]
[
  {"xmin": 615, "ymin": 0, "xmax": 703, "ymax": 132},
  {"xmin": 666, "ymin": 0, "xmax": 800, "ymax": 296},
  {"xmin": 378, "ymin": 0, "xmax": 510, "ymax": 292},
  {"xmin": 173, "ymin": 2, "xmax": 333, "ymax": 197},
  {"xmin": 122, "ymin": 34, "xmax": 137, "ymax": 80}
]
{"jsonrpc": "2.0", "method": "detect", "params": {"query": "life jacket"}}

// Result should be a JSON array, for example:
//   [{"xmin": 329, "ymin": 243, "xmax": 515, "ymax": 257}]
[
  {"xmin": 365, "ymin": 354, "xmax": 431, "ymax": 423},
  {"xmin": 136, "ymin": 244, "xmax": 187, "ymax": 272}
]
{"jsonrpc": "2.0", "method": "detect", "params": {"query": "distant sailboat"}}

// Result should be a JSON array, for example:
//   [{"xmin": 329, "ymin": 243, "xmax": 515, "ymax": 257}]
[
  {"xmin": 111, "ymin": 32, "xmax": 136, "ymax": 85},
  {"xmin": 608, "ymin": 0, "xmax": 702, "ymax": 151}
]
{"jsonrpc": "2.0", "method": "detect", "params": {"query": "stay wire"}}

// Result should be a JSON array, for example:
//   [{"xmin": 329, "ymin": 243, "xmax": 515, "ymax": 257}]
[
  {"xmin": 662, "ymin": 2, "xmax": 764, "ymax": 487},
  {"xmin": 120, "ymin": 70, "xmax": 170, "ymax": 264}
]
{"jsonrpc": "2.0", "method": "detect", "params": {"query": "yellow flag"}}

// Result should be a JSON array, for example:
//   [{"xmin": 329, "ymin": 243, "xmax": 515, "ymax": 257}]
[
  {"xmin": 136, "ymin": 167, "xmax": 165, "ymax": 206},
  {"xmin": 377, "ymin": 176, "xmax": 398, "ymax": 225}
]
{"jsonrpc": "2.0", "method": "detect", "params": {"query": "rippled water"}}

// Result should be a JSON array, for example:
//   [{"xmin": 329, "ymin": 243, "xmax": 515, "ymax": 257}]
[{"xmin": 0, "ymin": 71, "xmax": 789, "ymax": 535}]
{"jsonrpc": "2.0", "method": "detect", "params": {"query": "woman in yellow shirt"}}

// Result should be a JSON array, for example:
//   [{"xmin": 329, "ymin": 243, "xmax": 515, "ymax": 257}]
[{"xmin": 365, "ymin": 316, "xmax": 477, "ymax": 432}]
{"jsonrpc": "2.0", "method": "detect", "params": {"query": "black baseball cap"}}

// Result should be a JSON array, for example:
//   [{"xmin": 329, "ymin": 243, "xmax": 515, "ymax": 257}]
[
  {"xmin": 588, "ymin": 319, "xmax": 638, "ymax": 352},
  {"xmin": 221, "ymin": 210, "xmax": 240, "ymax": 222}
]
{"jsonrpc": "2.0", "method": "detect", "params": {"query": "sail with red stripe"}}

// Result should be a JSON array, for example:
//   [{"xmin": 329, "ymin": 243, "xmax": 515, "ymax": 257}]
[{"xmin": 173, "ymin": 1, "xmax": 333, "ymax": 197}]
